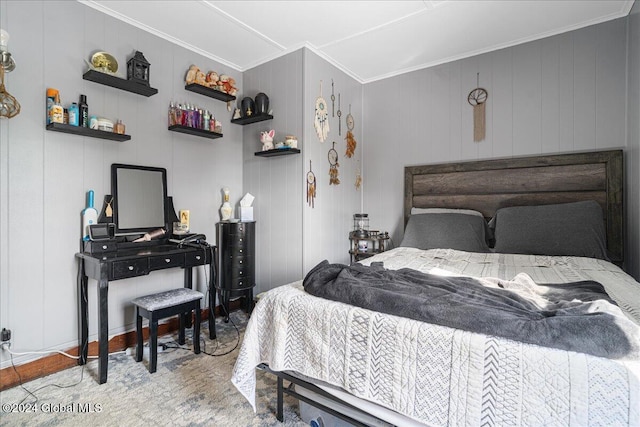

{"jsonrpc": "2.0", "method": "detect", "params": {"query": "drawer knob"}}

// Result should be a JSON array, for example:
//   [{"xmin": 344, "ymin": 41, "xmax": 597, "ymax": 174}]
[
  {"xmin": 239, "ymin": 238, "xmax": 243, "ymax": 242},
  {"xmin": 239, "ymin": 260, "xmax": 243, "ymax": 264},
  {"xmin": 102, "ymin": 245, "xmax": 107, "ymax": 250},
  {"xmin": 195, "ymin": 255, "xmax": 201, "ymax": 260},
  {"xmin": 239, "ymin": 281, "xmax": 243, "ymax": 285},
  {"xmin": 239, "ymin": 271, "xmax": 243, "ymax": 275},
  {"xmin": 239, "ymin": 249, "xmax": 243, "ymax": 253},
  {"xmin": 128, "ymin": 266, "xmax": 134, "ymax": 271},
  {"xmin": 165, "ymin": 258, "xmax": 171, "ymax": 263}
]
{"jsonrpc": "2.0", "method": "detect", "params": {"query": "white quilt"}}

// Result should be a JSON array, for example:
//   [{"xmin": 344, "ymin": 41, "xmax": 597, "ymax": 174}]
[{"xmin": 232, "ymin": 248, "xmax": 640, "ymax": 426}]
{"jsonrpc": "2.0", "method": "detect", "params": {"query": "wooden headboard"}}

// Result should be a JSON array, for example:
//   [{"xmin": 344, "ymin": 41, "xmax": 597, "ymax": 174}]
[{"xmin": 404, "ymin": 150, "xmax": 623, "ymax": 264}]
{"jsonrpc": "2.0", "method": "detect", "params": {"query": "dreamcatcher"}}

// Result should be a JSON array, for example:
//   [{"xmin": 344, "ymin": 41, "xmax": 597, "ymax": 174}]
[
  {"xmin": 328, "ymin": 142, "xmax": 340, "ymax": 185},
  {"xmin": 345, "ymin": 104, "xmax": 357, "ymax": 158},
  {"xmin": 314, "ymin": 81, "xmax": 330, "ymax": 142},
  {"xmin": 306, "ymin": 161, "xmax": 316, "ymax": 208},
  {"xmin": 467, "ymin": 73, "xmax": 488, "ymax": 142}
]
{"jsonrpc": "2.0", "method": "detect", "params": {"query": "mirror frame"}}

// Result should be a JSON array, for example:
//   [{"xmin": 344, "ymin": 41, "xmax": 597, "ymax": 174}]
[{"xmin": 111, "ymin": 163, "xmax": 168, "ymax": 236}]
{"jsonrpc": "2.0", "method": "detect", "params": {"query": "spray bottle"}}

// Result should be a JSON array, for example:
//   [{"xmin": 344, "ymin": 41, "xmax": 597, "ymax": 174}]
[{"xmin": 81, "ymin": 190, "xmax": 99, "ymax": 241}]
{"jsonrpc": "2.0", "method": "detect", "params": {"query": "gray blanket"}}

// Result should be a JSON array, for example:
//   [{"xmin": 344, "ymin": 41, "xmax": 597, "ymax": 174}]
[{"xmin": 303, "ymin": 261, "xmax": 640, "ymax": 359}]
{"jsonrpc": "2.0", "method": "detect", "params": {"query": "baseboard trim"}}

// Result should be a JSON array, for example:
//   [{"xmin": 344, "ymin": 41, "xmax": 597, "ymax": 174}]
[{"xmin": 0, "ymin": 301, "xmax": 245, "ymax": 391}]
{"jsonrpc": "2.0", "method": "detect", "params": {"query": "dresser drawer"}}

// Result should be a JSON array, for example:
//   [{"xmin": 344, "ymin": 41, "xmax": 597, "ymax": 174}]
[
  {"xmin": 228, "ymin": 222, "xmax": 250, "ymax": 235},
  {"xmin": 185, "ymin": 251, "xmax": 209, "ymax": 267},
  {"xmin": 112, "ymin": 259, "xmax": 149, "ymax": 279},
  {"xmin": 149, "ymin": 253, "xmax": 184, "ymax": 270},
  {"xmin": 228, "ymin": 275, "xmax": 254, "ymax": 290}
]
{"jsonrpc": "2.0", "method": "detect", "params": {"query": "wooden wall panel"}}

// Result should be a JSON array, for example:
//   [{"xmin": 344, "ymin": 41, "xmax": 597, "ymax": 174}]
[
  {"xmin": 573, "ymin": 26, "xmax": 597, "ymax": 151},
  {"xmin": 242, "ymin": 50, "xmax": 304, "ymax": 294}
]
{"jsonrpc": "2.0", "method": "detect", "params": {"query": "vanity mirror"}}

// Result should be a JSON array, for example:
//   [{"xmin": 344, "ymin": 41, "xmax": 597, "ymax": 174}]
[{"xmin": 111, "ymin": 163, "xmax": 168, "ymax": 236}]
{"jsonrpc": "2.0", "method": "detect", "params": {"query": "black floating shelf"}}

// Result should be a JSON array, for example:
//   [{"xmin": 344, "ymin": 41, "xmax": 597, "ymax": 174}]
[
  {"xmin": 255, "ymin": 148, "xmax": 300, "ymax": 157},
  {"xmin": 83, "ymin": 70, "xmax": 158, "ymax": 97},
  {"xmin": 231, "ymin": 113, "xmax": 273, "ymax": 125},
  {"xmin": 46, "ymin": 123, "xmax": 131, "ymax": 141},
  {"xmin": 168, "ymin": 125, "xmax": 223, "ymax": 139},
  {"xmin": 184, "ymin": 84, "xmax": 236, "ymax": 102}
]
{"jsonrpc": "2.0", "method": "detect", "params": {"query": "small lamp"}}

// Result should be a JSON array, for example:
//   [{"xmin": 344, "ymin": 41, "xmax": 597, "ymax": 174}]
[
  {"xmin": 126, "ymin": 51, "xmax": 150, "ymax": 86},
  {"xmin": 0, "ymin": 29, "xmax": 16, "ymax": 72},
  {"xmin": 353, "ymin": 213, "xmax": 369, "ymax": 238}
]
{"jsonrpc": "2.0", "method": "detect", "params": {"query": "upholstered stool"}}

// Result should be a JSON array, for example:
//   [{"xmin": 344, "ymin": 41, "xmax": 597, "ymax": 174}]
[{"xmin": 132, "ymin": 288, "xmax": 203, "ymax": 373}]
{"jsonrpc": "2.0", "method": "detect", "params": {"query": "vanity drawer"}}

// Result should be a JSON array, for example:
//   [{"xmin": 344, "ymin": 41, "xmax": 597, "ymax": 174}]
[
  {"xmin": 149, "ymin": 253, "xmax": 184, "ymax": 270},
  {"xmin": 185, "ymin": 250, "xmax": 209, "ymax": 267},
  {"xmin": 112, "ymin": 259, "xmax": 149, "ymax": 279}
]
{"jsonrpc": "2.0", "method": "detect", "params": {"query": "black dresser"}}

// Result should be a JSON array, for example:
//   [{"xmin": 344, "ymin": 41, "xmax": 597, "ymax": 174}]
[{"xmin": 215, "ymin": 221, "xmax": 256, "ymax": 321}]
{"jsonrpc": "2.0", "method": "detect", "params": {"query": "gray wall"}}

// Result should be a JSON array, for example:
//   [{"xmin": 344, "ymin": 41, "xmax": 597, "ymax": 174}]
[
  {"xmin": 0, "ymin": 0, "xmax": 244, "ymax": 369},
  {"xmin": 302, "ymin": 50, "xmax": 363, "ymax": 272},
  {"xmin": 362, "ymin": 16, "xmax": 639, "ymax": 279},
  {"xmin": 242, "ymin": 50, "xmax": 304, "ymax": 294},
  {"xmin": 244, "ymin": 48, "xmax": 365, "ymax": 284}
]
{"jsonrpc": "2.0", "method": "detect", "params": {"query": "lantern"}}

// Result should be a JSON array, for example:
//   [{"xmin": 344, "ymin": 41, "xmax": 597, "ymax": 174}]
[
  {"xmin": 127, "ymin": 51, "xmax": 150, "ymax": 86},
  {"xmin": 352, "ymin": 213, "xmax": 369, "ymax": 238}
]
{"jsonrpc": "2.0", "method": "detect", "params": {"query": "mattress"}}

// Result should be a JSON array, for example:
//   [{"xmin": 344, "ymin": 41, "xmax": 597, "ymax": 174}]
[{"xmin": 232, "ymin": 248, "xmax": 640, "ymax": 426}]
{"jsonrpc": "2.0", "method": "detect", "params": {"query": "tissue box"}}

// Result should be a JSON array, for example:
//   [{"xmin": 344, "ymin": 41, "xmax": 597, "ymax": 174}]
[{"xmin": 239, "ymin": 207, "xmax": 254, "ymax": 221}]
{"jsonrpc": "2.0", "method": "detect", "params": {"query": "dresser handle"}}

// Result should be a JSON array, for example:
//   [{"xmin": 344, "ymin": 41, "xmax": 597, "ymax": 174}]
[
  {"xmin": 239, "ymin": 249, "xmax": 243, "ymax": 253},
  {"xmin": 239, "ymin": 238, "xmax": 243, "ymax": 242},
  {"xmin": 239, "ymin": 281, "xmax": 243, "ymax": 285},
  {"xmin": 195, "ymin": 255, "xmax": 201, "ymax": 260},
  {"xmin": 128, "ymin": 266, "xmax": 134, "ymax": 271},
  {"xmin": 102, "ymin": 245, "xmax": 107, "ymax": 250},
  {"xmin": 239, "ymin": 271, "xmax": 243, "ymax": 275},
  {"xmin": 239, "ymin": 260, "xmax": 243, "ymax": 264},
  {"xmin": 165, "ymin": 258, "xmax": 171, "ymax": 263}
]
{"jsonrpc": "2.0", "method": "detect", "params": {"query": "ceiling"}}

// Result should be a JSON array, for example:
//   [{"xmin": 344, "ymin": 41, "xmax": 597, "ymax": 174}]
[{"xmin": 80, "ymin": 0, "xmax": 635, "ymax": 83}]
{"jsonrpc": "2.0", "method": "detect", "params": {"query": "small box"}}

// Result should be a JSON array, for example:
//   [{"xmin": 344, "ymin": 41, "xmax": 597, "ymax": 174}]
[
  {"xmin": 239, "ymin": 207, "xmax": 253, "ymax": 221},
  {"xmin": 179, "ymin": 210, "xmax": 190, "ymax": 233}
]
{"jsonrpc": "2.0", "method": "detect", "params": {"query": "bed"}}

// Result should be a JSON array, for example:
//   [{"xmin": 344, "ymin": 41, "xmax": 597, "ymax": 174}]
[{"xmin": 232, "ymin": 149, "xmax": 640, "ymax": 426}]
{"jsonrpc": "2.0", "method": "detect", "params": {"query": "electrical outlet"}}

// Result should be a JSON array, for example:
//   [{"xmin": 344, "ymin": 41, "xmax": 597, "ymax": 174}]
[{"xmin": 1, "ymin": 328, "xmax": 11, "ymax": 342}]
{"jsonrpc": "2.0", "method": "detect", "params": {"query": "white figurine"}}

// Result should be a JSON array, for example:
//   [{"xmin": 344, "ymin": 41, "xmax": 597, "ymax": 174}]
[{"xmin": 260, "ymin": 129, "xmax": 275, "ymax": 151}]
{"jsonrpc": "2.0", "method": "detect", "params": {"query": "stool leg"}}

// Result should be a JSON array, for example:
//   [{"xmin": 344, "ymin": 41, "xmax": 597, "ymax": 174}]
[
  {"xmin": 135, "ymin": 308, "xmax": 143, "ymax": 362},
  {"xmin": 178, "ymin": 313, "xmax": 186, "ymax": 345},
  {"xmin": 149, "ymin": 318, "xmax": 158, "ymax": 373},
  {"xmin": 194, "ymin": 302, "xmax": 201, "ymax": 354}
]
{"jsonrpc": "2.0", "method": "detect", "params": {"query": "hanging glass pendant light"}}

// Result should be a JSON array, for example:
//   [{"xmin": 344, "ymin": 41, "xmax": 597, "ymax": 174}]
[
  {"xmin": 0, "ymin": 65, "xmax": 20, "ymax": 119},
  {"xmin": 0, "ymin": 29, "xmax": 19, "ymax": 119}
]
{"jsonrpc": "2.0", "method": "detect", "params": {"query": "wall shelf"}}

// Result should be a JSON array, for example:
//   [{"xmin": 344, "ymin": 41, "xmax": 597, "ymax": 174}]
[
  {"xmin": 254, "ymin": 148, "xmax": 300, "ymax": 157},
  {"xmin": 83, "ymin": 70, "xmax": 158, "ymax": 97},
  {"xmin": 168, "ymin": 124, "xmax": 223, "ymax": 139},
  {"xmin": 46, "ymin": 123, "xmax": 131, "ymax": 141},
  {"xmin": 231, "ymin": 113, "xmax": 273, "ymax": 125},
  {"xmin": 184, "ymin": 84, "xmax": 236, "ymax": 102}
]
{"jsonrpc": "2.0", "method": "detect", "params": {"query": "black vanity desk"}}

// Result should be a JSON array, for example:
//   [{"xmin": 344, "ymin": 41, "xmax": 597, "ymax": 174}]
[{"xmin": 76, "ymin": 240, "xmax": 214, "ymax": 384}]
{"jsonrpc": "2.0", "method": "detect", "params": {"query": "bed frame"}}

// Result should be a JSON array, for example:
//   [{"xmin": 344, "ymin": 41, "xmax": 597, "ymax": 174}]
[
  {"xmin": 404, "ymin": 149, "xmax": 624, "ymax": 265},
  {"xmin": 268, "ymin": 149, "xmax": 625, "ymax": 425}
]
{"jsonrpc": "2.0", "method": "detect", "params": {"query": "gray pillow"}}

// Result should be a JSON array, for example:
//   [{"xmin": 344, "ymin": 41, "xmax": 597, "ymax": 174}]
[
  {"xmin": 491, "ymin": 200, "xmax": 609, "ymax": 260},
  {"xmin": 400, "ymin": 213, "xmax": 491, "ymax": 253}
]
